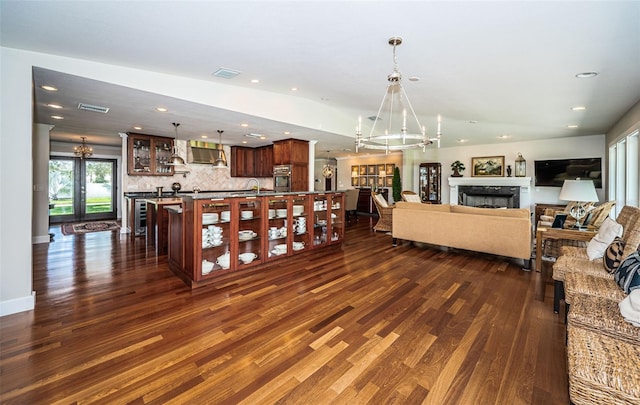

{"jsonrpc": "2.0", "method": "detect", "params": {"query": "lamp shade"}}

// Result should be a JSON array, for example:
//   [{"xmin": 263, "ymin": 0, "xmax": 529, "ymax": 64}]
[{"xmin": 559, "ymin": 179, "xmax": 599, "ymax": 203}]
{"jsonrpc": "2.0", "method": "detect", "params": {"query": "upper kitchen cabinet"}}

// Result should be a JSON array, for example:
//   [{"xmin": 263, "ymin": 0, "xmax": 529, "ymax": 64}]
[
  {"xmin": 230, "ymin": 145, "xmax": 273, "ymax": 177},
  {"xmin": 127, "ymin": 133, "xmax": 175, "ymax": 176},
  {"xmin": 273, "ymin": 139, "xmax": 308, "ymax": 165}
]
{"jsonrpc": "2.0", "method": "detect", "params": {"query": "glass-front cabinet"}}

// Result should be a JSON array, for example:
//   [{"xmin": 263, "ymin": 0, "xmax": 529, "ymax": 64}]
[
  {"xmin": 419, "ymin": 162, "xmax": 442, "ymax": 204},
  {"xmin": 291, "ymin": 194, "xmax": 310, "ymax": 253},
  {"xmin": 127, "ymin": 133, "xmax": 174, "ymax": 176},
  {"xmin": 236, "ymin": 197, "xmax": 262, "ymax": 270},
  {"xmin": 265, "ymin": 196, "xmax": 289, "ymax": 260},
  {"xmin": 172, "ymin": 192, "xmax": 345, "ymax": 288},
  {"xmin": 329, "ymin": 193, "xmax": 344, "ymax": 244},
  {"xmin": 198, "ymin": 199, "xmax": 232, "ymax": 279}
]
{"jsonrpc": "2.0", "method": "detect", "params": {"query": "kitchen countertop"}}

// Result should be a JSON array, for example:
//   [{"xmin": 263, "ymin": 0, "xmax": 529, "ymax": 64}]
[
  {"xmin": 143, "ymin": 197, "xmax": 183, "ymax": 205},
  {"xmin": 181, "ymin": 190, "xmax": 344, "ymax": 200}
]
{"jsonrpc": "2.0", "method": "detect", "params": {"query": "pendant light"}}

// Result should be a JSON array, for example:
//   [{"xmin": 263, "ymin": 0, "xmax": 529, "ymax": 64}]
[
  {"xmin": 166, "ymin": 122, "xmax": 186, "ymax": 166},
  {"xmin": 322, "ymin": 150, "xmax": 334, "ymax": 178},
  {"xmin": 214, "ymin": 130, "xmax": 228, "ymax": 168}
]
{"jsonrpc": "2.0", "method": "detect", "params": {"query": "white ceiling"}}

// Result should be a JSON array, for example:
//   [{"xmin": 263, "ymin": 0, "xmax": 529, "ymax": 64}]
[{"xmin": 2, "ymin": 1, "xmax": 639, "ymax": 157}]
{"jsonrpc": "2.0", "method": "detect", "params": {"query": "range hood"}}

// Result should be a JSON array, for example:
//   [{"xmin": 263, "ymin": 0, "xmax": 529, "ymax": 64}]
[{"xmin": 188, "ymin": 140, "xmax": 225, "ymax": 164}]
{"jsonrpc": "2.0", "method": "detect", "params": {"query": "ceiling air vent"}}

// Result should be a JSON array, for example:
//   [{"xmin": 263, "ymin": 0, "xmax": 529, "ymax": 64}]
[
  {"xmin": 212, "ymin": 67, "xmax": 241, "ymax": 79},
  {"xmin": 78, "ymin": 103, "xmax": 110, "ymax": 114},
  {"xmin": 244, "ymin": 133, "xmax": 265, "ymax": 139}
]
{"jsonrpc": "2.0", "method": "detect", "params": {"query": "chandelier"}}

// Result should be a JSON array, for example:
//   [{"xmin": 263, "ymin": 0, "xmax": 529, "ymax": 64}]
[
  {"xmin": 356, "ymin": 37, "xmax": 441, "ymax": 154},
  {"xmin": 321, "ymin": 150, "xmax": 334, "ymax": 178},
  {"xmin": 74, "ymin": 137, "xmax": 93, "ymax": 158}
]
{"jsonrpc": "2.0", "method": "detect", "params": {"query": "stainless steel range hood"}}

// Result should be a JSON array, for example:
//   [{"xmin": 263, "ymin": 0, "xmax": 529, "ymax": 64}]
[{"xmin": 188, "ymin": 140, "xmax": 225, "ymax": 164}]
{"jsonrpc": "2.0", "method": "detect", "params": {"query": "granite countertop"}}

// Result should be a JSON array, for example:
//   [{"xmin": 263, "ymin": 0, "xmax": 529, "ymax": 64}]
[
  {"xmin": 144, "ymin": 197, "xmax": 183, "ymax": 205},
  {"xmin": 182, "ymin": 190, "xmax": 344, "ymax": 200}
]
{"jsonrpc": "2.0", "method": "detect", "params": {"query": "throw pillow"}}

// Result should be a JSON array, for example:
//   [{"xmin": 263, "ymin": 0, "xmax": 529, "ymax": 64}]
[
  {"xmin": 615, "ymin": 251, "xmax": 640, "ymax": 294},
  {"xmin": 603, "ymin": 237, "xmax": 626, "ymax": 273},
  {"xmin": 586, "ymin": 217, "xmax": 623, "ymax": 261}
]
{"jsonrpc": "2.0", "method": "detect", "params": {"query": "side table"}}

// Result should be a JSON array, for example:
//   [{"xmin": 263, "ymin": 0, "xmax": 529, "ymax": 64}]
[{"xmin": 535, "ymin": 223, "xmax": 597, "ymax": 274}]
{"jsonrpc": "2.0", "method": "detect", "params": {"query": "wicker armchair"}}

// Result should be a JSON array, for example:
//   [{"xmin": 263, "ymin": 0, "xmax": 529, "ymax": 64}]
[
  {"xmin": 371, "ymin": 191, "xmax": 393, "ymax": 232},
  {"xmin": 401, "ymin": 190, "xmax": 422, "ymax": 203}
]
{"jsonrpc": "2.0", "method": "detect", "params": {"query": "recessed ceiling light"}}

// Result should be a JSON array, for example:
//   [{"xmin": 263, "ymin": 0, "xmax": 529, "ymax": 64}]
[
  {"xmin": 457, "ymin": 139, "xmax": 466, "ymax": 143},
  {"xmin": 241, "ymin": 123, "xmax": 249, "ymax": 127},
  {"xmin": 46, "ymin": 103, "xmax": 63, "ymax": 109},
  {"xmin": 408, "ymin": 76, "xmax": 420, "ymax": 82},
  {"xmin": 155, "ymin": 107, "xmax": 168, "ymax": 112},
  {"xmin": 497, "ymin": 135, "xmax": 510, "ymax": 139},
  {"xmin": 283, "ymin": 131, "xmax": 290, "ymax": 135},
  {"xmin": 201, "ymin": 135, "xmax": 208, "ymax": 139},
  {"xmin": 40, "ymin": 85, "xmax": 58, "ymax": 91},
  {"xmin": 575, "ymin": 72, "xmax": 598, "ymax": 79},
  {"xmin": 290, "ymin": 87, "xmax": 298, "ymax": 92},
  {"xmin": 260, "ymin": 136, "xmax": 266, "ymax": 140},
  {"xmin": 567, "ymin": 125, "xmax": 579, "ymax": 128},
  {"xmin": 250, "ymin": 79, "xmax": 260, "ymax": 84},
  {"xmin": 133, "ymin": 126, "xmax": 142, "ymax": 130},
  {"xmin": 469, "ymin": 120, "xmax": 478, "ymax": 124},
  {"xmin": 571, "ymin": 106, "xmax": 587, "ymax": 111},
  {"xmin": 51, "ymin": 115, "xmax": 64, "ymax": 120},
  {"xmin": 241, "ymin": 140, "xmax": 248, "ymax": 144}
]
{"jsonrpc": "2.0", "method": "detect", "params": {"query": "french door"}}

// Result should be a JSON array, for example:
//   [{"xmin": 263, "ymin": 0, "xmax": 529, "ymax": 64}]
[{"xmin": 49, "ymin": 157, "xmax": 118, "ymax": 224}]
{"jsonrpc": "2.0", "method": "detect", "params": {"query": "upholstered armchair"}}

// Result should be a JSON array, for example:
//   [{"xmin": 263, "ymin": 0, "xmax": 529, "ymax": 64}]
[
  {"xmin": 401, "ymin": 190, "xmax": 422, "ymax": 203},
  {"xmin": 344, "ymin": 189, "xmax": 359, "ymax": 223},
  {"xmin": 371, "ymin": 191, "xmax": 393, "ymax": 232}
]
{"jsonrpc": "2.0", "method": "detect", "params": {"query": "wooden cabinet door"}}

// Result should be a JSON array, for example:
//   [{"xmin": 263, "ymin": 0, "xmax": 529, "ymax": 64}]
[
  {"xmin": 291, "ymin": 139, "xmax": 309, "ymax": 164},
  {"xmin": 231, "ymin": 146, "xmax": 256, "ymax": 177},
  {"xmin": 256, "ymin": 145, "xmax": 274, "ymax": 177},
  {"xmin": 290, "ymin": 163, "xmax": 308, "ymax": 192},
  {"xmin": 272, "ymin": 140, "xmax": 290, "ymax": 165}
]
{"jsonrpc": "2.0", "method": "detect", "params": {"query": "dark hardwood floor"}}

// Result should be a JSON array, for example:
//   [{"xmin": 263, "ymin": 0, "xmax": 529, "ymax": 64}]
[{"xmin": 1, "ymin": 218, "xmax": 569, "ymax": 404}]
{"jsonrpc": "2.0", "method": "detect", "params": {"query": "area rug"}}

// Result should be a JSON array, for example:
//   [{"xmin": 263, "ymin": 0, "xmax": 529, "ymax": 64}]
[{"xmin": 61, "ymin": 221, "xmax": 120, "ymax": 235}]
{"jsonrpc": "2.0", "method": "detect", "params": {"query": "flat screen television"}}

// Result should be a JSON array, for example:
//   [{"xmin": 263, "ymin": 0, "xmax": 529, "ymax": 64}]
[{"xmin": 534, "ymin": 158, "xmax": 602, "ymax": 188}]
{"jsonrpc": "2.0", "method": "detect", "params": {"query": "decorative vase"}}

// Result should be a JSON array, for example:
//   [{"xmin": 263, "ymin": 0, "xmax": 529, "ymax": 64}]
[
  {"xmin": 452, "ymin": 169, "xmax": 463, "ymax": 177},
  {"xmin": 506, "ymin": 165, "xmax": 512, "ymax": 177}
]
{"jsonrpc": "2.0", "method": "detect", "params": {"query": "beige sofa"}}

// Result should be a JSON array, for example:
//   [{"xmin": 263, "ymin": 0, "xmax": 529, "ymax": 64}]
[{"xmin": 392, "ymin": 203, "xmax": 532, "ymax": 268}]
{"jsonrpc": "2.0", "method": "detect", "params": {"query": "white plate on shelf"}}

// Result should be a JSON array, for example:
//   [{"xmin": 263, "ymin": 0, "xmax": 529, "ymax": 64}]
[{"xmin": 271, "ymin": 249, "xmax": 286, "ymax": 256}]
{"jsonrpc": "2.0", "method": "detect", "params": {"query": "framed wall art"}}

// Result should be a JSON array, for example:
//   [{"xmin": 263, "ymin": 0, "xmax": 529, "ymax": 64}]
[{"xmin": 471, "ymin": 156, "xmax": 505, "ymax": 177}]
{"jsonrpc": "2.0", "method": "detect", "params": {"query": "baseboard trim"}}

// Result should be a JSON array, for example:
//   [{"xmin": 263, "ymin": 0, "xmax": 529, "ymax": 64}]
[{"xmin": 1, "ymin": 291, "xmax": 35, "ymax": 317}]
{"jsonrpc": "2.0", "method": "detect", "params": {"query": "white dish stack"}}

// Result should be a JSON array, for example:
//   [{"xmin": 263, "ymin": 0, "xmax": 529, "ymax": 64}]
[
  {"xmin": 202, "ymin": 225, "xmax": 223, "ymax": 248},
  {"xmin": 221, "ymin": 211, "xmax": 231, "ymax": 222},
  {"xmin": 241, "ymin": 210, "xmax": 254, "ymax": 219},
  {"xmin": 292, "ymin": 205, "xmax": 304, "ymax": 216},
  {"xmin": 202, "ymin": 213, "xmax": 219, "ymax": 225}
]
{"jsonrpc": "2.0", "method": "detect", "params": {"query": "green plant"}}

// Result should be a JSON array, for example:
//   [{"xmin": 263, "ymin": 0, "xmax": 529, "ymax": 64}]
[
  {"xmin": 451, "ymin": 160, "xmax": 465, "ymax": 172},
  {"xmin": 392, "ymin": 167, "xmax": 402, "ymax": 202}
]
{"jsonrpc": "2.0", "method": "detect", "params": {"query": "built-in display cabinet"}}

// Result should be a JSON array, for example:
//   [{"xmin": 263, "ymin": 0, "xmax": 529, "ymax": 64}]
[
  {"xmin": 127, "ymin": 133, "xmax": 175, "ymax": 176},
  {"xmin": 168, "ymin": 192, "xmax": 344, "ymax": 288},
  {"xmin": 419, "ymin": 163, "xmax": 442, "ymax": 204}
]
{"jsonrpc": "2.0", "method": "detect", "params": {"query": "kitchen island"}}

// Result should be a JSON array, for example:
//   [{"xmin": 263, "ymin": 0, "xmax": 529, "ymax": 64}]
[
  {"xmin": 145, "ymin": 197, "xmax": 182, "ymax": 255},
  {"xmin": 168, "ymin": 191, "xmax": 345, "ymax": 288}
]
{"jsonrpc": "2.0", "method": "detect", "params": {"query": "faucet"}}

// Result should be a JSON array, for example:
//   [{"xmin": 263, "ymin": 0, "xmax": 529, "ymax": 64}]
[{"xmin": 247, "ymin": 178, "xmax": 260, "ymax": 194}]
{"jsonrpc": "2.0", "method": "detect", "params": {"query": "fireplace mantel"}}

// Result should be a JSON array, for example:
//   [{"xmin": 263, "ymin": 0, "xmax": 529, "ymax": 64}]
[{"xmin": 448, "ymin": 177, "xmax": 532, "ymax": 209}]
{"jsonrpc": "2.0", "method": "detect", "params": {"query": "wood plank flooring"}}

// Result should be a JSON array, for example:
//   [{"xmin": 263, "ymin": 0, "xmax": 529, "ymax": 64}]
[{"xmin": 1, "ymin": 219, "xmax": 569, "ymax": 404}]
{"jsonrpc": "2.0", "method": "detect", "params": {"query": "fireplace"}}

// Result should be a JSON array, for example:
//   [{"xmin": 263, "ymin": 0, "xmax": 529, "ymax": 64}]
[
  {"xmin": 448, "ymin": 177, "xmax": 532, "ymax": 210},
  {"xmin": 458, "ymin": 186, "xmax": 519, "ymax": 208}
]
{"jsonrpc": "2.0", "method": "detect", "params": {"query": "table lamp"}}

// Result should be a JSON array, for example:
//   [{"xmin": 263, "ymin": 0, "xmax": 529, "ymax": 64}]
[{"xmin": 558, "ymin": 179, "xmax": 599, "ymax": 229}]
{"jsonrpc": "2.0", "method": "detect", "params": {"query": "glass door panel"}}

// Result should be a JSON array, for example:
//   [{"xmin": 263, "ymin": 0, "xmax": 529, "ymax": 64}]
[
  {"xmin": 200, "ymin": 201, "xmax": 232, "ymax": 278},
  {"xmin": 266, "ymin": 197, "xmax": 289, "ymax": 259},
  {"xmin": 84, "ymin": 160, "xmax": 117, "ymax": 221},
  {"xmin": 237, "ymin": 198, "xmax": 262, "ymax": 268},
  {"xmin": 291, "ymin": 195, "xmax": 310, "ymax": 252},
  {"xmin": 312, "ymin": 194, "xmax": 328, "ymax": 247},
  {"xmin": 329, "ymin": 193, "xmax": 344, "ymax": 243},
  {"xmin": 49, "ymin": 158, "xmax": 76, "ymax": 222}
]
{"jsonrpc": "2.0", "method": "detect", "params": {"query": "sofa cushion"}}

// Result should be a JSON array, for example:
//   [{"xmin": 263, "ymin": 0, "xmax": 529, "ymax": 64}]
[
  {"xmin": 615, "ymin": 251, "xmax": 640, "ymax": 294},
  {"xmin": 373, "ymin": 193, "xmax": 388, "ymax": 208},
  {"xmin": 586, "ymin": 217, "xmax": 623, "ymax": 260},
  {"xmin": 603, "ymin": 237, "xmax": 626, "ymax": 274},
  {"xmin": 450, "ymin": 205, "xmax": 529, "ymax": 218}
]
